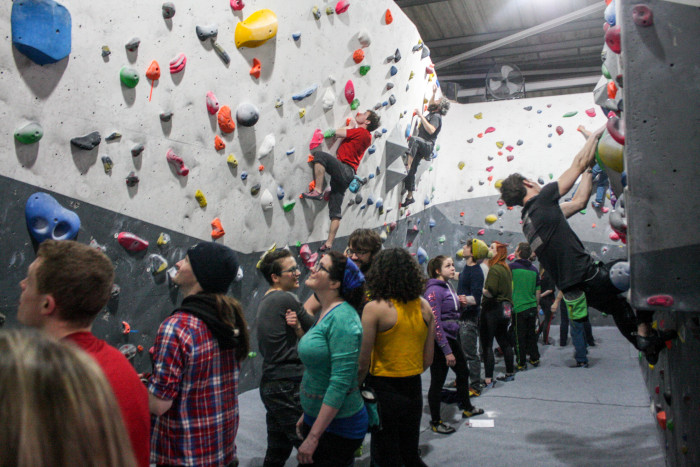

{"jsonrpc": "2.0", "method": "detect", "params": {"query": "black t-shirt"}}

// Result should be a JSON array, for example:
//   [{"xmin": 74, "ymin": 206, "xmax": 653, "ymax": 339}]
[
  {"xmin": 521, "ymin": 182, "xmax": 592, "ymax": 290},
  {"xmin": 418, "ymin": 112, "xmax": 442, "ymax": 143}
]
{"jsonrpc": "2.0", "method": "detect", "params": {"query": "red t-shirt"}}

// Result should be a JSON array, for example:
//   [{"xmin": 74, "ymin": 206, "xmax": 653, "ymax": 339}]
[
  {"xmin": 336, "ymin": 128, "xmax": 371, "ymax": 172},
  {"xmin": 65, "ymin": 332, "xmax": 150, "ymax": 467}
]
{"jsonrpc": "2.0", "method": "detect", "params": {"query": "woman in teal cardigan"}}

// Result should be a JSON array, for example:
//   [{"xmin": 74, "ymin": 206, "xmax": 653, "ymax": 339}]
[{"xmin": 296, "ymin": 251, "xmax": 368, "ymax": 466}]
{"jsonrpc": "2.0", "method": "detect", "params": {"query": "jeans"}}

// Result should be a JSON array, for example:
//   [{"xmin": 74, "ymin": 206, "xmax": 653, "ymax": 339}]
[
  {"xmin": 480, "ymin": 301, "xmax": 514, "ymax": 379},
  {"xmin": 458, "ymin": 318, "xmax": 481, "ymax": 386},
  {"xmin": 570, "ymin": 319, "xmax": 588, "ymax": 363},
  {"xmin": 559, "ymin": 302, "xmax": 595, "ymax": 346},
  {"xmin": 366, "ymin": 375, "xmax": 426, "ymax": 467},
  {"xmin": 428, "ymin": 338, "xmax": 472, "ymax": 421},
  {"xmin": 592, "ymin": 164, "xmax": 609, "ymax": 205},
  {"xmin": 259, "ymin": 378, "xmax": 304, "ymax": 467}
]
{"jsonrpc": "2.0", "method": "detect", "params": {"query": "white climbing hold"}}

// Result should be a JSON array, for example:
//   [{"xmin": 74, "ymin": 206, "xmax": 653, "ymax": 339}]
[
  {"xmin": 260, "ymin": 189, "xmax": 274, "ymax": 210},
  {"xmin": 358, "ymin": 30, "xmax": 371, "ymax": 48},
  {"xmin": 258, "ymin": 134, "xmax": 275, "ymax": 158},
  {"xmin": 322, "ymin": 88, "xmax": 335, "ymax": 111}
]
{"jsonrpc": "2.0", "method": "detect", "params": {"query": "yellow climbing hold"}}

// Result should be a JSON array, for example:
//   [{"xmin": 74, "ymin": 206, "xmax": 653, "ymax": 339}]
[
  {"xmin": 235, "ymin": 9, "xmax": 278, "ymax": 48},
  {"xmin": 409, "ymin": 71, "xmax": 415, "ymax": 80},
  {"xmin": 474, "ymin": 113, "xmax": 482, "ymax": 119},
  {"xmin": 495, "ymin": 179, "xmax": 503, "ymax": 189},
  {"xmin": 157, "ymin": 233, "xmax": 170, "ymax": 246},
  {"xmin": 485, "ymin": 214, "xmax": 498, "ymax": 225},
  {"xmin": 496, "ymin": 141, "xmax": 504, "ymax": 149},
  {"xmin": 299, "ymin": 108, "xmax": 306, "ymax": 118},
  {"xmin": 458, "ymin": 161, "xmax": 465, "ymax": 170},
  {"xmin": 596, "ymin": 129, "xmax": 624, "ymax": 173},
  {"xmin": 471, "ymin": 239, "xmax": 493, "ymax": 261},
  {"xmin": 227, "ymin": 154, "xmax": 238, "ymax": 167},
  {"xmin": 456, "ymin": 248, "xmax": 464, "ymax": 259},
  {"xmin": 256, "ymin": 243, "xmax": 277, "ymax": 269},
  {"xmin": 195, "ymin": 190, "xmax": 207, "ymax": 207}
]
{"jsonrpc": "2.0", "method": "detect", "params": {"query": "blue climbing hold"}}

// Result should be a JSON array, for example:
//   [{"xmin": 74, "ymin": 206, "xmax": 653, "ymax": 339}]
[
  {"xmin": 12, "ymin": 0, "xmax": 72, "ymax": 65},
  {"xmin": 424, "ymin": 196, "xmax": 430, "ymax": 206},
  {"xmin": 381, "ymin": 128, "xmax": 387, "ymax": 134},
  {"xmin": 382, "ymin": 101, "xmax": 388, "ymax": 107},
  {"xmin": 292, "ymin": 31, "xmax": 301, "ymax": 41},
  {"xmin": 390, "ymin": 66, "xmax": 398, "ymax": 76},
  {"xmin": 25, "ymin": 192, "xmax": 80, "ymax": 243},
  {"xmin": 367, "ymin": 196, "xmax": 374, "ymax": 206},
  {"xmin": 405, "ymin": 124, "xmax": 411, "ymax": 138},
  {"xmin": 368, "ymin": 173, "xmax": 375, "ymax": 180},
  {"xmin": 375, "ymin": 198, "xmax": 384, "ymax": 210},
  {"xmin": 609, "ymin": 261, "xmax": 630, "ymax": 292},
  {"xmin": 292, "ymin": 84, "xmax": 318, "ymax": 101},
  {"xmin": 537, "ymin": 110, "xmax": 542, "ymax": 114},
  {"xmin": 416, "ymin": 247, "xmax": 428, "ymax": 265},
  {"xmin": 604, "ymin": 1, "xmax": 616, "ymax": 26},
  {"xmin": 349, "ymin": 178, "xmax": 361, "ymax": 193},
  {"xmin": 621, "ymin": 171, "xmax": 627, "ymax": 188},
  {"xmin": 241, "ymin": 171, "xmax": 248, "ymax": 180},
  {"xmin": 286, "ymin": 148, "xmax": 296, "ymax": 155},
  {"xmin": 429, "ymin": 218, "xmax": 436, "ymax": 228},
  {"xmin": 368, "ymin": 145, "xmax": 376, "ymax": 154}
]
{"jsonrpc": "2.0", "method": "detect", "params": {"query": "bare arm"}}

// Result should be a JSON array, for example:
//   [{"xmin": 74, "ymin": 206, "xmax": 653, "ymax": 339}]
[
  {"xmin": 421, "ymin": 298, "xmax": 436, "ymax": 371},
  {"xmin": 416, "ymin": 111, "xmax": 437, "ymax": 135},
  {"xmin": 557, "ymin": 126, "xmax": 604, "ymax": 197},
  {"xmin": 560, "ymin": 170, "xmax": 594, "ymax": 218},
  {"xmin": 149, "ymin": 392, "xmax": 173, "ymax": 416},
  {"xmin": 552, "ymin": 290, "xmax": 564, "ymax": 312},
  {"xmin": 303, "ymin": 294, "xmax": 321, "ymax": 317},
  {"xmin": 358, "ymin": 301, "xmax": 381, "ymax": 383}
]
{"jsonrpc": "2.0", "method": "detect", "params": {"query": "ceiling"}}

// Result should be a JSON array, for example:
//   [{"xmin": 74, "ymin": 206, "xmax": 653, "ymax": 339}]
[{"xmin": 395, "ymin": 0, "xmax": 606, "ymax": 102}]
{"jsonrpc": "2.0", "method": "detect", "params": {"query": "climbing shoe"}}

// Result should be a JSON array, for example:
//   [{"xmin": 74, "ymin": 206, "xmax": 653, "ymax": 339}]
[
  {"xmin": 430, "ymin": 420, "xmax": 456, "ymax": 434},
  {"xmin": 637, "ymin": 329, "xmax": 677, "ymax": 365},
  {"xmin": 301, "ymin": 190, "xmax": 323, "ymax": 201},
  {"xmin": 469, "ymin": 386, "xmax": 481, "ymax": 397},
  {"xmin": 462, "ymin": 406, "xmax": 485, "ymax": 418},
  {"xmin": 496, "ymin": 373, "xmax": 515, "ymax": 382},
  {"xmin": 401, "ymin": 197, "xmax": 415, "ymax": 207},
  {"xmin": 529, "ymin": 359, "xmax": 540, "ymax": 367}
]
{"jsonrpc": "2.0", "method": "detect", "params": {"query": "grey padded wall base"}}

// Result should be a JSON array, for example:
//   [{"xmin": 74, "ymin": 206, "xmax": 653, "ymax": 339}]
[{"xmin": 621, "ymin": 0, "xmax": 700, "ymax": 312}]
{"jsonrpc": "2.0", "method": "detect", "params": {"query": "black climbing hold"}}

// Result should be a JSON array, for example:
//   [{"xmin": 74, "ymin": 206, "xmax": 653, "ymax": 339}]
[
  {"xmin": 162, "ymin": 2, "xmax": 175, "ymax": 19},
  {"xmin": 125, "ymin": 171, "xmax": 139, "ymax": 187},
  {"xmin": 125, "ymin": 37, "xmax": 140, "ymax": 52},
  {"xmin": 421, "ymin": 45, "xmax": 430, "ymax": 59},
  {"xmin": 131, "ymin": 144, "xmax": 145, "ymax": 157},
  {"xmin": 105, "ymin": 132, "xmax": 121, "ymax": 141},
  {"xmin": 71, "ymin": 131, "xmax": 101, "ymax": 150},
  {"xmin": 389, "ymin": 94, "xmax": 396, "ymax": 105},
  {"xmin": 251, "ymin": 183, "xmax": 261, "ymax": 196},
  {"xmin": 394, "ymin": 48, "xmax": 401, "ymax": 62},
  {"xmin": 160, "ymin": 112, "xmax": 173, "ymax": 122},
  {"xmin": 236, "ymin": 102, "xmax": 260, "ymax": 127},
  {"xmin": 523, "ymin": 106, "xmax": 532, "ymax": 111}
]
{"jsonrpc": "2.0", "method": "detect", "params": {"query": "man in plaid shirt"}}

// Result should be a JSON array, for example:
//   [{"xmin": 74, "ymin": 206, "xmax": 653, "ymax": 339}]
[{"xmin": 149, "ymin": 242, "xmax": 249, "ymax": 467}]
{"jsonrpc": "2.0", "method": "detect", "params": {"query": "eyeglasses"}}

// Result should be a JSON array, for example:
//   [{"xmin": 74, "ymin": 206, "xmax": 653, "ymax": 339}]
[
  {"xmin": 346, "ymin": 248, "xmax": 370, "ymax": 256},
  {"xmin": 313, "ymin": 262, "xmax": 330, "ymax": 274},
  {"xmin": 280, "ymin": 265, "xmax": 300, "ymax": 274}
]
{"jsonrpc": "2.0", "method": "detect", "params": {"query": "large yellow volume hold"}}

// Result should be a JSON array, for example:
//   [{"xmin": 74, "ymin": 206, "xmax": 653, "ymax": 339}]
[{"xmin": 235, "ymin": 9, "xmax": 278, "ymax": 48}]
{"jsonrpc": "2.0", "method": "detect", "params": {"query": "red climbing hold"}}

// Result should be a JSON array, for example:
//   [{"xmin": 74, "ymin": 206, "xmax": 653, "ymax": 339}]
[
  {"xmin": 117, "ymin": 232, "xmax": 149, "ymax": 252},
  {"xmin": 486, "ymin": 166, "xmax": 494, "ymax": 172},
  {"xmin": 166, "ymin": 148, "xmax": 190, "ymax": 176},
  {"xmin": 487, "ymin": 176, "xmax": 493, "ymax": 182},
  {"xmin": 607, "ymin": 115, "xmax": 626, "ymax": 145},
  {"xmin": 206, "ymin": 91, "xmax": 220, "ymax": 115},
  {"xmin": 477, "ymin": 229, "xmax": 485, "ymax": 236},
  {"xmin": 211, "ymin": 218, "xmax": 226, "ymax": 239},
  {"xmin": 485, "ymin": 127, "xmax": 495, "ymax": 134},
  {"xmin": 169, "ymin": 53, "xmax": 186, "ymax": 74},
  {"xmin": 258, "ymin": 164, "xmax": 265, "ymax": 172},
  {"xmin": 506, "ymin": 145, "xmax": 513, "ymax": 152},
  {"xmin": 218, "ymin": 106, "xmax": 236, "ymax": 133},
  {"xmin": 425, "ymin": 64, "xmax": 435, "ymax": 74},
  {"xmin": 353, "ymin": 49, "xmax": 364, "ymax": 64},
  {"xmin": 460, "ymin": 212, "xmax": 465, "ymax": 217},
  {"xmin": 507, "ymin": 253, "xmax": 515, "ymax": 262},
  {"xmin": 605, "ymin": 25, "xmax": 621, "ymax": 54},
  {"xmin": 310, "ymin": 129, "xmax": 323, "ymax": 150},
  {"xmin": 214, "ymin": 135, "xmax": 225, "ymax": 151},
  {"xmin": 146, "ymin": 60, "xmax": 161, "ymax": 80},
  {"xmin": 585, "ymin": 108, "xmax": 596, "ymax": 117},
  {"xmin": 385, "ymin": 9, "xmax": 393, "ymax": 24},
  {"xmin": 230, "ymin": 0, "xmax": 245, "ymax": 10},
  {"xmin": 556, "ymin": 126, "xmax": 564, "ymax": 136},
  {"xmin": 345, "ymin": 80, "xmax": 355, "ymax": 104},
  {"xmin": 335, "ymin": 0, "xmax": 350, "ymax": 14},
  {"xmin": 497, "ymin": 199, "xmax": 505, "ymax": 206},
  {"xmin": 609, "ymin": 231, "xmax": 620, "ymax": 241},
  {"xmin": 250, "ymin": 58, "xmax": 261, "ymax": 78}
]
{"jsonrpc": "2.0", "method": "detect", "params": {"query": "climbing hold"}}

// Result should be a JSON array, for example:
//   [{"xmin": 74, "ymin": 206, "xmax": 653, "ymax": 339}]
[
  {"xmin": 458, "ymin": 161, "xmax": 465, "ymax": 170},
  {"xmin": 241, "ymin": 171, "xmax": 248, "ymax": 180},
  {"xmin": 293, "ymin": 84, "xmax": 318, "ymax": 101},
  {"xmin": 214, "ymin": 135, "xmax": 225, "ymax": 151},
  {"xmin": 344, "ymin": 80, "xmax": 355, "ymax": 104},
  {"xmin": 125, "ymin": 171, "xmax": 139, "ymax": 187},
  {"xmin": 495, "ymin": 141, "xmax": 503, "ymax": 148},
  {"xmin": 260, "ymin": 189, "xmax": 274, "ymax": 210},
  {"xmin": 250, "ymin": 184, "xmax": 261, "ymax": 196},
  {"xmin": 194, "ymin": 190, "xmax": 207, "ymax": 208},
  {"xmin": 131, "ymin": 144, "xmax": 144, "ymax": 157},
  {"xmin": 297, "ymin": 108, "xmax": 306, "ymax": 119},
  {"xmin": 353, "ymin": 49, "xmax": 365, "ymax": 64},
  {"xmin": 384, "ymin": 9, "xmax": 393, "ymax": 24},
  {"xmin": 425, "ymin": 64, "xmax": 435, "ymax": 75},
  {"xmin": 547, "ymin": 143, "xmax": 552, "ymax": 148},
  {"xmin": 607, "ymin": 115, "xmax": 625, "ymax": 146},
  {"xmin": 416, "ymin": 247, "xmax": 428, "ymax": 265},
  {"xmin": 420, "ymin": 44, "xmax": 431, "ymax": 59},
  {"xmin": 386, "ymin": 83, "xmax": 395, "ymax": 91},
  {"xmin": 218, "ymin": 106, "xmax": 236, "ymax": 133},
  {"xmin": 359, "ymin": 65, "xmax": 371, "ymax": 76},
  {"xmin": 505, "ymin": 145, "xmax": 514, "ymax": 152},
  {"xmin": 604, "ymin": 0, "xmax": 616, "ymax": 26},
  {"xmin": 390, "ymin": 66, "xmax": 398, "ymax": 76},
  {"xmin": 11, "ymin": 0, "xmax": 72, "ymax": 65},
  {"xmin": 249, "ymin": 58, "xmax": 262, "ymax": 79},
  {"xmin": 166, "ymin": 149, "xmax": 189, "ymax": 176},
  {"xmin": 477, "ymin": 229, "xmax": 485, "ymax": 236},
  {"xmin": 116, "ymin": 232, "xmax": 148, "ymax": 252},
  {"xmin": 196, "ymin": 24, "xmax": 218, "ymax": 41},
  {"xmin": 486, "ymin": 166, "xmax": 494, "ymax": 172},
  {"xmin": 657, "ymin": 411, "xmax": 667, "ymax": 430},
  {"xmin": 485, "ymin": 214, "xmax": 497, "ymax": 225},
  {"xmin": 506, "ymin": 155, "xmax": 514, "ymax": 162},
  {"xmin": 234, "ymin": 102, "xmax": 259, "ymax": 127},
  {"xmin": 14, "ymin": 122, "xmax": 43, "ymax": 144},
  {"xmin": 609, "ymin": 261, "xmax": 630, "ymax": 292},
  {"xmin": 101, "ymin": 46, "xmax": 110, "ymax": 57},
  {"xmin": 632, "ymin": 4, "xmax": 653, "ymax": 27},
  {"xmin": 283, "ymin": 200, "xmax": 296, "ymax": 212},
  {"xmin": 607, "ymin": 81, "xmax": 617, "ymax": 99},
  {"xmin": 119, "ymin": 343, "xmax": 137, "ymax": 360},
  {"xmin": 258, "ymin": 134, "xmax": 275, "ymax": 158},
  {"xmin": 596, "ymin": 130, "xmax": 624, "ymax": 173},
  {"xmin": 286, "ymin": 148, "xmax": 295, "ymax": 156},
  {"xmin": 276, "ymin": 186, "xmax": 285, "ymax": 200},
  {"xmin": 206, "ymin": 92, "xmax": 220, "ymax": 115},
  {"xmin": 162, "ymin": 2, "xmax": 176, "ymax": 18},
  {"xmin": 119, "ymin": 67, "xmax": 139, "ymax": 88},
  {"xmin": 335, "ymin": 0, "xmax": 350, "ymax": 14},
  {"xmin": 227, "ymin": 154, "xmax": 238, "ymax": 167},
  {"xmin": 71, "ymin": 131, "xmax": 101, "ymax": 150},
  {"xmin": 556, "ymin": 126, "xmax": 564, "ymax": 136},
  {"xmin": 146, "ymin": 60, "xmax": 161, "ymax": 81},
  {"xmin": 474, "ymin": 113, "xmax": 483, "ymax": 120},
  {"xmin": 235, "ymin": 9, "xmax": 278, "ymax": 48},
  {"xmin": 101, "ymin": 156, "xmax": 113, "ymax": 174},
  {"xmin": 322, "ymin": 88, "xmax": 335, "ymax": 111},
  {"xmin": 358, "ymin": 30, "xmax": 371, "ymax": 48},
  {"xmin": 230, "ymin": 0, "xmax": 245, "ymax": 10},
  {"xmin": 585, "ymin": 108, "xmax": 596, "ymax": 118},
  {"xmin": 485, "ymin": 127, "xmax": 495, "ymax": 134},
  {"xmin": 211, "ymin": 41, "xmax": 229, "ymax": 64},
  {"xmin": 160, "ymin": 111, "xmax": 173, "ymax": 122},
  {"xmin": 148, "ymin": 254, "xmax": 168, "ymax": 275},
  {"xmin": 393, "ymin": 48, "xmax": 401, "ymax": 62},
  {"xmin": 157, "ymin": 232, "xmax": 170, "ymax": 246},
  {"xmin": 367, "ymin": 145, "xmax": 376, "ymax": 155},
  {"xmin": 523, "ymin": 106, "xmax": 532, "ymax": 111},
  {"xmin": 25, "ymin": 192, "xmax": 80, "ymax": 244},
  {"xmin": 125, "ymin": 37, "xmax": 140, "ymax": 52},
  {"xmin": 311, "ymin": 5, "xmax": 322, "ymax": 19},
  {"xmin": 325, "ymin": 6, "xmax": 334, "ymax": 15},
  {"xmin": 310, "ymin": 129, "xmax": 323, "ymax": 150},
  {"xmin": 169, "ymin": 53, "xmax": 186, "ymax": 73},
  {"xmin": 355, "ymin": 193, "xmax": 363, "ymax": 204},
  {"xmin": 488, "ymin": 155, "xmax": 494, "ymax": 161},
  {"xmin": 605, "ymin": 25, "xmax": 621, "ymax": 54},
  {"xmin": 292, "ymin": 31, "xmax": 301, "ymax": 41}
]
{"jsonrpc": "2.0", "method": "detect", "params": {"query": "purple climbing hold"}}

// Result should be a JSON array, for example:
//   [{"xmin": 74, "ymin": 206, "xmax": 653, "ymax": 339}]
[
  {"xmin": 71, "ymin": 131, "xmax": 101, "ymax": 150},
  {"xmin": 11, "ymin": 0, "xmax": 72, "ymax": 65},
  {"xmin": 25, "ymin": 192, "xmax": 80, "ymax": 243}
]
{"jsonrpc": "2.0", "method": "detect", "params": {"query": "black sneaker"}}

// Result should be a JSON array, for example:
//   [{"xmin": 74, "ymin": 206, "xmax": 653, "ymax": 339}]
[
  {"xmin": 496, "ymin": 373, "xmax": 514, "ymax": 382},
  {"xmin": 430, "ymin": 420, "xmax": 456, "ymax": 434},
  {"xmin": 401, "ymin": 197, "xmax": 415, "ymax": 207},
  {"xmin": 529, "ymin": 359, "xmax": 540, "ymax": 367},
  {"xmin": 637, "ymin": 329, "xmax": 677, "ymax": 365},
  {"xmin": 469, "ymin": 386, "xmax": 481, "ymax": 397},
  {"xmin": 574, "ymin": 361, "xmax": 589, "ymax": 368},
  {"xmin": 462, "ymin": 406, "xmax": 484, "ymax": 418}
]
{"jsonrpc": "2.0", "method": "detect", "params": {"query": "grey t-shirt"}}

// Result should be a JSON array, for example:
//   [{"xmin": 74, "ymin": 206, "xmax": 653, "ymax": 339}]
[{"xmin": 256, "ymin": 290, "xmax": 315, "ymax": 380}]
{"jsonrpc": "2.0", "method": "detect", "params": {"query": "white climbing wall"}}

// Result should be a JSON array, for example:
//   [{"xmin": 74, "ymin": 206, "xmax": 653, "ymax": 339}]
[
  {"xmin": 1, "ymin": 0, "xmax": 434, "ymax": 253},
  {"xmin": 411, "ymin": 93, "xmax": 609, "ymax": 211}
]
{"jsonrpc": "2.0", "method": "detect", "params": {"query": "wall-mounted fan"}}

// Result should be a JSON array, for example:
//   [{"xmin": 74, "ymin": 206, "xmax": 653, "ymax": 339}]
[{"xmin": 485, "ymin": 63, "xmax": 525, "ymax": 100}]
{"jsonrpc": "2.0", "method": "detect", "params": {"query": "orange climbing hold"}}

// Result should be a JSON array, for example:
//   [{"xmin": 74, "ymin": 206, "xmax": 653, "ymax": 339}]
[
  {"xmin": 607, "ymin": 81, "xmax": 617, "ymax": 99},
  {"xmin": 214, "ymin": 135, "xmax": 225, "ymax": 151},
  {"xmin": 307, "ymin": 154, "xmax": 315, "ymax": 163},
  {"xmin": 353, "ymin": 49, "xmax": 364, "ymax": 64},
  {"xmin": 211, "ymin": 218, "xmax": 226, "ymax": 239},
  {"xmin": 487, "ymin": 175, "xmax": 493, "ymax": 182},
  {"xmin": 657, "ymin": 411, "xmax": 667, "ymax": 430},
  {"xmin": 477, "ymin": 133, "xmax": 484, "ymax": 138},
  {"xmin": 146, "ymin": 60, "xmax": 161, "ymax": 80},
  {"xmin": 385, "ymin": 9, "xmax": 393, "ymax": 24},
  {"xmin": 258, "ymin": 164, "xmax": 265, "ymax": 172},
  {"xmin": 218, "ymin": 106, "xmax": 236, "ymax": 133},
  {"xmin": 308, "ymin": 180, "xmax": 316, "ymax": 191},
  {"xmin": 250, "ymin": 58, "xmax": 261, "ymax": 78},
  {"xmin": 460, "ymin": 212, "xmax": 464, "ymax": 217}
]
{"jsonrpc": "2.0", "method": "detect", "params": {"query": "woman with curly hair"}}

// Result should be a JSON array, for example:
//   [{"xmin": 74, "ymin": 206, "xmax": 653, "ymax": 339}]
[
  {"xmin": 358, "ymin": 248, "xmax": 435, "ymax": 467},
  {"xmin": 480, "ymin": 242, "xmax": 515, "ymax": 388},
  {"xmin": 425, "ymin": 255, "xmax": 484, "ymax": 435}
]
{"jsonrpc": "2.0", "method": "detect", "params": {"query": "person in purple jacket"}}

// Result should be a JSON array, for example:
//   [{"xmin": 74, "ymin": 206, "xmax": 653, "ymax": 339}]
[{"xmin": 425, "ymin": 255, "xmax": 484, "ymax": 435}]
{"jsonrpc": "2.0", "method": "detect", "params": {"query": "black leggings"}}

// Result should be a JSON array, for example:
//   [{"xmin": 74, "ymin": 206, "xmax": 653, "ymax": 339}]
[
  {"xmin": 298, "ymin": 423, "xmax": 363, "ymax": 467},
  {"xmin": 480, "ymin": 302, "xmax": 514, "ymax": 379},
  {"xmin": 428, "ymin": 338, "xmax": 472, "ymax": 421},
  {"xmin": 367, "ymin": 374, "xmax": 426, "ymax": 467}
]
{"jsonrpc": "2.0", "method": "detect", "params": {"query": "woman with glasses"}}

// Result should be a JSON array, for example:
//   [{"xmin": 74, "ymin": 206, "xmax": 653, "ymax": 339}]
[
  {"xmin": 358, "ymin": 248, "xmax": 435, "ymax": 466},
  {"xmin": 257, "ymin": 249, "xmax": 316, "ymax": 467},
  {"xmin": 296, "ymin": 251, "xmax": 368, "ymax": 466}
]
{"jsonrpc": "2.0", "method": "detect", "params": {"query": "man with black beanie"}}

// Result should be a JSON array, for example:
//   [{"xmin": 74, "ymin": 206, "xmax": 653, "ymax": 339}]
[{"xmin": 149, "ymin": 241, "xmax": 249, "ymax": 467}]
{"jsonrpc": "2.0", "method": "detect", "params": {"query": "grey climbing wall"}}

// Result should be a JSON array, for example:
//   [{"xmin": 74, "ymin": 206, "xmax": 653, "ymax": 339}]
[{"xmin": 619, "ymin": 1, "xmax": 700, "ymax": 465}]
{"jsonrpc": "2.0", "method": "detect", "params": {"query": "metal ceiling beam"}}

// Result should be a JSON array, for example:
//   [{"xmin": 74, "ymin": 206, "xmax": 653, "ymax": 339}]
[
  {"xmin": 395, "ymin": 0, "xmax": 448, "ymax": 7},
  {"xmin": 456, "ymin": 75, "xmax": 601, "ymax": 97},
  {"xmin": 434, "ymin": 2, "xmax": 606, "ymax": 69},
  {"xmin": 426, "ymin": 18, "xmax": 602, "ymax": 49},
  {"xmin": 432, "ymin": 37, "xmax": 601, "ymax": 61},
  {"xmin": 438, "ymin": 66, "xmax": 601, "ymax": 82}
]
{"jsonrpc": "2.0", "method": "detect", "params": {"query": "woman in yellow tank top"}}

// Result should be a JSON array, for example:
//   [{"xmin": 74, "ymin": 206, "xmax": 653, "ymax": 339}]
[{"xmin": 358, "ymin": 248, "xmax": 435, "ymax": 467}]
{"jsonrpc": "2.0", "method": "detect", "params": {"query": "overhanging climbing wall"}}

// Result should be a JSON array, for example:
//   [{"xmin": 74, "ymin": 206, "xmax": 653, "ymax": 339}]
[{"xmin": 618, "ymin": 0, "xmax": 700, "ymax": 465}]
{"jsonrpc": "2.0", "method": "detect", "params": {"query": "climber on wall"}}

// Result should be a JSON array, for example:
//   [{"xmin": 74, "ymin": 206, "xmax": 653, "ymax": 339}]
[
  {"xmin": 302, "ymin": 110, "xmax": 381, "ymax": 252},
  {"xmin": 401, "ymin": 83, "xmax": 449, "ymax": 208}
]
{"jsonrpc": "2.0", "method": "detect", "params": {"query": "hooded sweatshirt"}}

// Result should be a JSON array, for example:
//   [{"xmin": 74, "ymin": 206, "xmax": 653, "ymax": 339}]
[{"xmin": 424, "ymin": 278, "xmax": 461, "ymax": 356}]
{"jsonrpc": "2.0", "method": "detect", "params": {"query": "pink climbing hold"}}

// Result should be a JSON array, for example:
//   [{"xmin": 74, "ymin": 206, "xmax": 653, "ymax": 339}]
[
  {"xmin": 345, "ymin": 80, "xmax": 355, "ymax": 104},
  {"xmin": 585, "ymin": 108, "xmax": 596, "ymax": 117},
  {"xmin": 310, "ymin": 129, "xmax": 324, "ymax": 150},
  {"xmin": 497, "ymin": 199, "xmax": 505, "ymax": 206},
  {"xmin": 425, "ymin": 64, "xmax": 435, "ymax": 74},
  {"xmin": 335, "ymin": 0, "xmax": 350, "ymax": 14},
  {"xmin": 486, "ymin": 166, "xmax": 494, "ymax": 172},
  {"xmin": 507, "ymin": 253, "xmax": 515, "ymax": 262},
  {"xmin": 230, "ymin": 0, "xmax": 244, "ymax": 10},
  {"xmin": 206, "ymin": 91, "xmax": 219, "ymax": 115},
  {"xmin": 300, "ymin": 244, "xmax": 312, "ymax": 261},
  {"xmin": 169, "ymin": 53, "xmax": 186, "ymax": 74},
  {"xmin": 166, "ymin": 149, "xmax": 189, "ymax": 176},
  {"xmin": 477, "ymin": 229, "xmax": 485, "ymax": 236},
  {"xmin": 556, "ymin": 126, "xmax": 564, "ymax": 136},
  {"xmin": 507, "ymin": 155, "xmax": 514, "ymax": 162},
  {"xmin": 609, "ymin": 231, "xmax": 620, "ymax": 241},
  {"xmin": 607, "ymin": 115, "xmax": 626, "ymax": 145},
  {"xmin": 506, "ymin": 145, "xmax": 514, "ymax": 152},
  {"xmin": 117, "ymin": 232, "xmax": 149, "ymax": 252},
  {"xmin": 485, "ymin": 127, "xmax": 495, "ymax": 134}
]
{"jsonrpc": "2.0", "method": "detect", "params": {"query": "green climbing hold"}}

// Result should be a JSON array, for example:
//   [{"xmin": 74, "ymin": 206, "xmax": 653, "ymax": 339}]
[
  {"xmin": 438, "ymin": 235, "xmax": 446, "ymax": 244},
  {"xmin": 549, "ymin": 173, "xmax": 553, "ymax": 179},
  {"xmin": 283, "ymin": 200, "xmax": 296, "ymax": 212},
  {"xmin": 323, "ymin": 129, "xmax": 336, "ymax": 139},
  {"xmin": 562, "ymin": 111, "xmax": 578, "ymax": 118},
  {"xmin": 602, "ymin": 64, "xmax": 611, "ymax": 79},
  {"xmin": 579, "ymin": 209, "xmax": 587, "ymax": 215},
  {"xmin": 296, "ymin": 241, "xmax": 302, "ymax": 248},
  {"xmin": 359, "ymin": 65, "xmax": 371, "ymax": 76},
  {"xmin": 429, "ymin": 166, "xmax": 433, "ymax": 171},
  {"xmin": 351, "ymin": 98, "xmax": 360, "ymax": 110},
  {"xmin": 14, "ymin": 122, "xmax": 43, "ymax": 144},
  {"xmin": 120, "ymin": 66, "xmax": 139, "ymax": 88},
  {"xmin": 436, "ymin": 144, "xmax": 440, "ymax": 151},
  {"xmin": 248, "ymin": 351, "xmax": 257, "ymax": 358}
]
